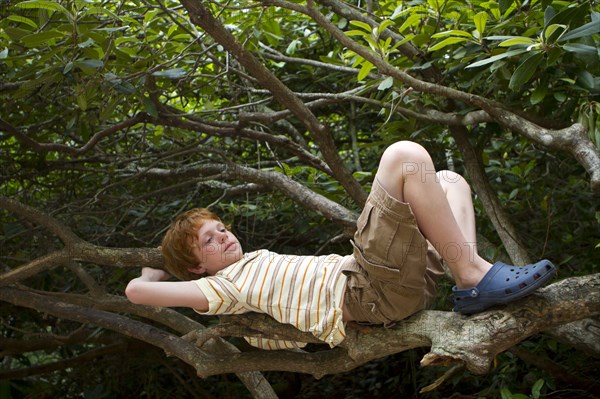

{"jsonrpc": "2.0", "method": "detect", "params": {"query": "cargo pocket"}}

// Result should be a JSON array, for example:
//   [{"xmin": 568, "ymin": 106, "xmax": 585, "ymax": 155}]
[
  {"xmin": 352, "ymin": 241, "xmax": 404, "ymax": 284},
  {"xmin": 354, "ymin": 202, "xmax": 374, "ymax": 244}
]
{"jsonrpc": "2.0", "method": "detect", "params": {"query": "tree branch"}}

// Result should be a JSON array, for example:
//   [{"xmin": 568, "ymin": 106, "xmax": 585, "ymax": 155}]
[
  {"xmin": 184, "ymin": 273, "xmax": 600, "ymax": 377},
  {"xmin": 0, "ymin": 196, "xmax": 81, "ymax": 244},
  {"xmin": 450, "ymin": 126, "xmax": 532, "ymax": 265},
  {"xmin": 141, "ymin": 163, "xmax": 359, "ymax": 229},
  {"xmin": 0, "ymin": 287, "xmax": 276, "ymax": 398},
  {"xmin": 301, "ymin": 0, "xmax": 600, "ymax": 193},
  {"xmin": 178, "ymin": 0, "xmax": 368, "ymax": 206},
  {"xmin": 0, "ymin": 114, "xmax": 150, "ymax": 156}
]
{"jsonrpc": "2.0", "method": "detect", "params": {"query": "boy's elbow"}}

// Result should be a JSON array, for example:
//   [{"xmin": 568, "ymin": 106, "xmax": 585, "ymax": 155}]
[{"xmin": 125, "ymin": 281, "xmax": 143, "ymax": 304}]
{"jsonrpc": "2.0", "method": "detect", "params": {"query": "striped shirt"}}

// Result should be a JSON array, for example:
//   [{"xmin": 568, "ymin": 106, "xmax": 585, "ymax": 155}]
[{"xmin": 193, "ymin": 249, "xmax": 351, "ymax": 350}]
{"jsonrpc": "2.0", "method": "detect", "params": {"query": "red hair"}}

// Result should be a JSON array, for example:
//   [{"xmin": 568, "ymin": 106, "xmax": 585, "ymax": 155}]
[{"xmin": 160, "ymin": 208, "xmax": 224, "ymax": 280}]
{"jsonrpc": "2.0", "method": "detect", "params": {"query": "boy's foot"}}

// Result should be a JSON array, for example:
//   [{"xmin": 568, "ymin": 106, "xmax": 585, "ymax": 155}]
[{"xmin": 452, "ymin": 260, "xmax": 556, "ymax": 315}]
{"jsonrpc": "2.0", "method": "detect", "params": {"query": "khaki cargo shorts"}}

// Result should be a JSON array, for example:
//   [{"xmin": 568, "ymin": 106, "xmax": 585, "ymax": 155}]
[{"xmin": 343, "ymin": 178, "xmax": 445, "ymax": 326}]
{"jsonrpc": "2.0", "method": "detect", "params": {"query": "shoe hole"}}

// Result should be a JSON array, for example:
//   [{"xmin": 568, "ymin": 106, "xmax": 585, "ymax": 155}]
[
  {"xmin": 506, "ymin": 278, "xmax": 510, "ymax": 282},
  {"xmin": 525, "ymin": 271, "xmax": 529, "ymax": 274},
  {"xmin": 515, "ymin": 275, "xmax": 519, "ymax": 279},
  {"xmin": 510, "ymin": 268, "xmax": 515, "ymax": 272},
  {"xmin": 534, "ymin": 273, "xmax": 541, "ymax": 280},
  {"xmin": 505, "ymin": 288, "xmax": 513, "ymax": 294},
  {"xmin": 518, "ymin": 282, "xmax": 527, "ymax": 289}
]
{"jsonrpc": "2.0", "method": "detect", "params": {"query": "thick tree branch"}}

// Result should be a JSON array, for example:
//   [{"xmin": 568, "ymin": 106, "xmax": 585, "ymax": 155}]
[
  {"xmin": 0, "ymin": 287, "xmax": 277, "ymax": 399},
  {"xmin": 545, "ymin": 318, "xmax": 600, "ymax": 357},
  {"xmin": 182, "ymin": 273, "xmax": 600, "ymax": 377}
]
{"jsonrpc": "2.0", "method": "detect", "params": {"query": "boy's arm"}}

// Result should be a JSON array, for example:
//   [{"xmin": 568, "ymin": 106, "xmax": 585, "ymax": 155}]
[{"xmin": 125, "ymin": 267, "xmax": 208, "ymax": 312}]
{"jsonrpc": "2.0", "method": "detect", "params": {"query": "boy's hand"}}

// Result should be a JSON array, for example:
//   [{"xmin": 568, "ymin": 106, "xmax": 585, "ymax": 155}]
[{"xmin": 140, "ymin": 267, "xmax": 171, "ymax": 282}]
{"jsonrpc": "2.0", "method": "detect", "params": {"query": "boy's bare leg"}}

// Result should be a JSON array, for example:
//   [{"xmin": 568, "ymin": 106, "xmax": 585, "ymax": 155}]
[
  {"xmin": 437, "ymin": 169, "xmax": 477, "ymax": 255},
  {"xmin": 375, "ymin": 141, "xmax": 492, "ymax": 289}
]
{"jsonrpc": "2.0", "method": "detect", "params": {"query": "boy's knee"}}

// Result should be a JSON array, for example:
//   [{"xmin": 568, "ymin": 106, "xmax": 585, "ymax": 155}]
[
  {"xmin": 381, "ymin": 141, "xmax": 432, "ymax": 172},
  {"xmin": 437, "ymin": 170, "xmax": 470, "ymax": 192}
]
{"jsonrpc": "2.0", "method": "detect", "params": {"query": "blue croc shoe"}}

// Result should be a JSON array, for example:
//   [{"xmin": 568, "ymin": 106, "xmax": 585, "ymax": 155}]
[{"xmin": 452, "ymin": 259, "xmax": 556, "ymax": 315}]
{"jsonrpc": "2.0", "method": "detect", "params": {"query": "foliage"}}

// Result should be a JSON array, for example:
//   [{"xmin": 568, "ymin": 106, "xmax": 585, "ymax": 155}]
[{"xmin": 1, "ymin": 0, "xmax": 599, "ymax": 397}]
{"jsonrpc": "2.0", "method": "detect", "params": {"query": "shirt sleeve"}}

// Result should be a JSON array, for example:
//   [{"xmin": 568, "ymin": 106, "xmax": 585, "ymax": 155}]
[{"xmin": 193, "ymin": 276, "xmax": 246, "ymax": 315}]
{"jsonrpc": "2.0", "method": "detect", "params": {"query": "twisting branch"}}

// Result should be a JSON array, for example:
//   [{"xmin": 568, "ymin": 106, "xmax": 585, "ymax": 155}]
[
  {"xmin": 140, "ymin": 163, "xmax": 359, "ymax": 229},
  {"xmin": 0, "ymin": 114, "xmax": 150, "ymax": 156},
  {"xmin": 0, "ymin": 196, "xmax": 81, "ymax": 244},
  {"xmin": 178, "ymin": 0, "xmax": 368, "ymax": 206},
  {"xmin": 296, "ymin": 0, "xmax": 600, "ymax": 193}
]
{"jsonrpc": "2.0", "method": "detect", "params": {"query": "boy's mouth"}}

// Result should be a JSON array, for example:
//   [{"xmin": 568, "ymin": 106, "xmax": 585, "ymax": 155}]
[{"xmin": 224, "ymin": 242, "xmax": 235, "ymax": 251}]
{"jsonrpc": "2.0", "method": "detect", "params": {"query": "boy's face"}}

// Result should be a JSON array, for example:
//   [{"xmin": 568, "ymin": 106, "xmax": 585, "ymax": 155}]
[{"xmin": 189, "ymin": 219, "xmax": 243, "ymax": 276}]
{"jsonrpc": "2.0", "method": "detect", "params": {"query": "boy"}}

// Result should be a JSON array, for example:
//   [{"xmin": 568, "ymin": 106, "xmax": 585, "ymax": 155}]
[{"xmin": 126, "ymin": 141, "xmax": 555, "ymax": 349}]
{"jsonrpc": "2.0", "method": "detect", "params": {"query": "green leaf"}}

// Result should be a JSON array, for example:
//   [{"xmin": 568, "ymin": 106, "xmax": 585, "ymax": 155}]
[
  {"xmin": 474, "ymin": 12, "xmax": 488, "ymax": 37},
  {"xmin": 349, "ymin": 20, "xmax": 372, "ymax": 32},
  {"xmin": 152, "ymin": 68, "xmax": 187, "ymax": 79},
  {"xmin": 76, "ymin": 59, "xmax": 104, "ymax": 69},
  {"xmin": 14, "ymin": 0, "xmax": 69, "ymax": 15},
  {"xmin": 77, "ymin": 38, "xmax": 95, "ymax": 48},
  {"xmin": 113, "ymin": 80, "xmax": 135, "ymax": 94},
  {"xmin": 432, "ymin": 30, "xmax": 473, "ymax": 39},
  {"xmin": 286, "ymin": 39, "xmax": 299, "ymax": 55},
  {"xmin": 509, "ymin": 52, "xmax": 544, "ymax": 90},
  {"xmin": 500, "ymin": 387, "xmax": 513, "ymax": 399},
  {"xmin": 345, "ymin": 29, "xmax": 369, "ymax": 37},
  {"xmin": 428, "ymin": 37, "xmax": 468, "ymax": 51},
  {"xmin": 144, "ymin": 9, "xmax": 160, "ymax": 26},
  {"xmin": 544, "ymin": 6, "xmax": 556, "ymax": 27},
  {"xmin": 377, "ymin": 76, "xmax": 393, "ymax": 90},
  {"xmin": 467, "ymin": 48, "xmax": 528, "ymax": 68},
  {"xmin": 21, "ymin": 30, "xmax": 65, "ymax": 47},
  {"xmin": 531, "ymin": 379, "xmax": 544, "ymax": 399},
  {"xmin": 63, "ymin": 61, "xmax": 74, "ymax": 74},
  {"xmin": 563, "ymin": 43, "xmax": 598, "ymax": 56},
  {"xmin": 357, "ymin": 61, "xmax": 374, "ymax": 81},
  {"xmin": 399, "ymin": 13, "xmax": 424, "ymax": 33},
  {"xmin": 7, "ymin": 15, "xmax": 39, "ymax": 29},
  {"xmin": 83, "ymin": 6, "xmax": 118, "ymax": 18},
  {"xmin": 76, "ymin": 92, "xmax": 88, "ymax": 111},
  {"xmin": 530, "ymin": 86, "xmax": 546, "ymax": 105},
  {"xmin": 143, "ymin": 96, "xmax": 158, "ymax": 118},
  {"xmin": 499, "ymin": 37, "xmax": 535, "ymax": 47},
  {"xmin": 378, "ymin": 19, "xmax": 394, "ymax": 33},
  {"xmin": 543, "ymin": 24, "xmax": 567, "ymax": 42},
  {"xmin": 577, "ymin": 71, "xmax": 595, "ymax": 90},
  {"xmin": 559, "ymin": 18, "xmax": 600, "ymax": 42}
]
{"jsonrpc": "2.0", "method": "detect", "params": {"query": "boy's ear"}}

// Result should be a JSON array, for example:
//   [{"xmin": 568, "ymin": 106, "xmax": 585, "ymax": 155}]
[{"xmin": 188, "ymin": 265, "xmax": 206, "ymax": 275}]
